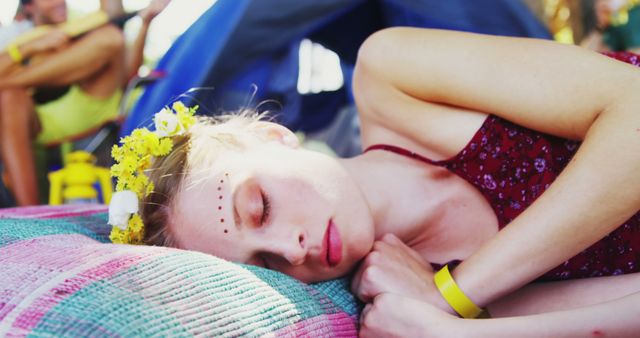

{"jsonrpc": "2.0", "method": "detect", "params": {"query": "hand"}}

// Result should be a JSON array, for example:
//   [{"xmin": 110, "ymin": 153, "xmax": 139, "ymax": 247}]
[
  {"xmin": 139, "ymin": 0, "xmax": 171, "ymax": 25},
  {"xmin": 26, "ymin": 28, "xmax": 69, "ymax": 54},
  {"xmin": 351, "ymin": 234, "xmax": 439, "ymax": 304},
  {"xmin": 359, "ymin": 293, "xmax": 460, "ymax": 338}
]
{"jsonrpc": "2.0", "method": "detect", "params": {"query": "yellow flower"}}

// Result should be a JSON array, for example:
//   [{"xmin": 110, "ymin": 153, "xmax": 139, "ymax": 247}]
[
  {"xmin": 156, "ymin": 138, "xmax": 173, "ymax": 156},
  {"xmin": 111, "ymin": 145, "xmax": 124, "ymax": 162},
  {"xmin": 137, "ymin": 155, "xmax": 152, "ymax": 172},
  {"xmin": 129, "ymin": 214, "xmax": 143, "ymax": 231},
  {"xmin": 172, "ymin": 101, "xmax": 190, "ymax": 115},
  {"xmin": 110, "ymin": 226, "xmax": 125, "ymax": 244},
  {"xmin": 109, "ymin": 101, "xmax": 198, "ymax": 245},
  {"xmin": 177, "ymin": 105, "xmax": 198, "ymax": 130},
  {"xmin": 143, "ymin": 131, "xmax": 160, "ymax": 148}
]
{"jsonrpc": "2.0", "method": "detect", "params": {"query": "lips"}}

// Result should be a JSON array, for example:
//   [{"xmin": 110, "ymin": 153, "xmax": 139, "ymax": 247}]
[{"xmin": 323, "ymin": 219, "xmax": 342, "ymax": 267}]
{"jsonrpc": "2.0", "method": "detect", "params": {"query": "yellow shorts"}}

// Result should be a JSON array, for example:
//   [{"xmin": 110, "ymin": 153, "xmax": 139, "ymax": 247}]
[{"xmin": 35, "ymin": 86, "xmax": 122, "ymax": 145}]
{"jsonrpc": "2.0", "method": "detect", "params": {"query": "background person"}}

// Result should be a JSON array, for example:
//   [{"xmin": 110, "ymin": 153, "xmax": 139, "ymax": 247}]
[{"xmin": 0, "ymin": 0, "xmax": 168, "ymax": 206}]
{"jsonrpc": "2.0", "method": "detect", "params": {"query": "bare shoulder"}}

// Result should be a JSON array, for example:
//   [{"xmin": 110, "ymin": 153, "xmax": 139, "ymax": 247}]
[
  {"xmin": 357, "ymin": 92, "xmax": 488, "ymax": 161},
  {"xmin": 353, "ymin": 27, "xmax": 640, "ymax": 148},
  {"xmin": 353, "ymin": 29, "xmax": 488, "ymax": 159}
]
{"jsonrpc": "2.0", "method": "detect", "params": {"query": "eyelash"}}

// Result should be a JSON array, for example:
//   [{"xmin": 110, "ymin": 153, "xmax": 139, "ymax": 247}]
[{"xmin": 260, "ymin": 189, "xmax": 271, "ymax": 226}]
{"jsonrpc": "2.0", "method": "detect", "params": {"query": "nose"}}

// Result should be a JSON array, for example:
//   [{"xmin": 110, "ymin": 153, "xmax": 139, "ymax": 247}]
[{"xmin": 273, "ymin": 227, "xmax": 308, "ymax": 266}]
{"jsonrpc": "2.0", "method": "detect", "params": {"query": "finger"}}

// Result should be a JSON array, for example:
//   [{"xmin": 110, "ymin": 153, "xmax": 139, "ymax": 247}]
[
  {"xmin": 379, "ymin": 234, "xmax": 419, "ymax": 261},
  {"xmin": 351, "ymin": 251, "xmax": 385, "ymax": 299},
  {"xmin": 382, "ymin": 233, "xmax": 432, "ymax": 269},
  {"xmin": 351, "ymin": 260, "xmax": 365, "ymax": 295},
  {"xmin": 351, "ymin": 250, "xmax": 378, "ymax": 293},
  {"xmin": 354, "ymin": 265, "xmax": 386, "ymax": 303},
  {"xmin": 360, "ymin": 303, "xmax": 372, "ymax": 325},
  {"xmin": 359, "ymin": 303, "xmax": 379, "ymax": 338},
  {"xmin": 351, "ymin": 254, "xmax": 378, "ymax": 300},
  {"xmin": 397, "ymin": 240, "xmax": 432, "ymax": 269},
  {"xmin": 380, "ymin": 233, "xmax": 402, "ymax": 245},
  {"xmin": 371, "ymin": 239, "xmax": 391, "ymax": 253},
  {"xmin": 371, "ymin": 240, "xmax": 402, "ymax": 260},
  {"xmin": 360, "ymin": 303, "xmax": 380, "ymax": 337}
]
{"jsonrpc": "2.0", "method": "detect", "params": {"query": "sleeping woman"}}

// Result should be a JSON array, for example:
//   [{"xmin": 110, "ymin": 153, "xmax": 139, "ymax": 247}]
[{"xmin": 108, "ymin": 27, "xmax": 640, "ymax": 336}]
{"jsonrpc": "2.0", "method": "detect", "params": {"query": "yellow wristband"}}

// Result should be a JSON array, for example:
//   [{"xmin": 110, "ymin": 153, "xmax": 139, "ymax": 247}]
[
  {"xmin": 6, "ymin": 44, "xmax": 23, "ymax": 64},
  {"xmin": 434, "ymin": 265, "xmax": 483, "ymax": 318}
]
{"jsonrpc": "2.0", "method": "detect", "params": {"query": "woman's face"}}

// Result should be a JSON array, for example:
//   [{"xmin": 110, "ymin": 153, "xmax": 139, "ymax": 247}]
[
  {"xmin": 29, "ymin": 0, "xmax": 67, "ymax": 25},
  {"xmin": 172, "ymin": 139, "xmax": 375, "ymax": 283}
]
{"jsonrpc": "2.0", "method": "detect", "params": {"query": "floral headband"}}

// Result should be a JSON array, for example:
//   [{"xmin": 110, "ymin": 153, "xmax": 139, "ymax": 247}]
[{"xmin": 108, "ymin": 101, "xmax": 198, "ymax": 244}]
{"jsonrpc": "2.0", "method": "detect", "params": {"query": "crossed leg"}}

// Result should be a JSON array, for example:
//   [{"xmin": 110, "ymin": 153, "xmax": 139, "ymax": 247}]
[
  {"xmin": 0, "ymin": 24, "xmax": 124, "ymax": 206},
  {"xmin": 0, "ymin": 88, "xmax": 39, "ymax": 205}
]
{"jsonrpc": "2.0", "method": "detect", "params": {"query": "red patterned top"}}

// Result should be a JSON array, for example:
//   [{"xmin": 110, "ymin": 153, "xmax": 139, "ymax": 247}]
[{"xmin": 365, "ymin": 52, "xmax": 640, "ymax": 282}]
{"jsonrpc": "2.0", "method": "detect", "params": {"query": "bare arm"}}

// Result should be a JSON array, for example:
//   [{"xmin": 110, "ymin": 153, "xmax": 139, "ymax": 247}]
[
  {"xmin": 465, "ymin": 293, "xmax": 640, "ymax": 338},
  {"xmin": 360, "ymin": 293, "xmax": 640, "ymax": 337},
  {"xmin": 124, "ymin": 0, "xmax": 170, "ymax": 84},
  {"xmin": 0, "ymin": 52, "xmax": 20, "ymax": 76},
  {"xmin": 487, "ymin": 272, "xmax": 640, "ymax": 317},
  {"xmin": 361, "ymin": 278, "xmax": 640, "ymax": 337},
  {"xmin": 124, "ymin": 17, "xmax": 150, "ymax": 83},
  {"xmin": 0, "ymin": 25, "xmax": 122, "ymax": 89},
  {"xmin": 0, "ymin": 28, "xmax": 68, "ymax": 77},
  {"xmin": 100, "ymin": 0, "xmax": 125, "ymax": 18},
  {"xmin": 354, "ymin": 27, "xmax": 640, "ymax": 310}
]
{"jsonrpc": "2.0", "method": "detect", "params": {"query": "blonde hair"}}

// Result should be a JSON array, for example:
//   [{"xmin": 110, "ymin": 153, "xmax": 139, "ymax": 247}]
[{"xmin": 141, "ymin": 111, "xmax": 266, "ymax": 247}]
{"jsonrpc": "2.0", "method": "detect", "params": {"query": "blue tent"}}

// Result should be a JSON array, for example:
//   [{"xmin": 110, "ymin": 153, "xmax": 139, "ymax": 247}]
[{"xmin": 123, "ymin": 0, "xmax": 550, "ymax": 153}]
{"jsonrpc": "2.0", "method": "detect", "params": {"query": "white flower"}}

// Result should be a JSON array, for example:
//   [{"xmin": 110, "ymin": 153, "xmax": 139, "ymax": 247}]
[
  {"xmin": 108, "ymin": 190, "xmax": 139, "ymax": 230},
  {"xmin": 153, "ymin": 108, "xmax": 180, "ymax": 137}
]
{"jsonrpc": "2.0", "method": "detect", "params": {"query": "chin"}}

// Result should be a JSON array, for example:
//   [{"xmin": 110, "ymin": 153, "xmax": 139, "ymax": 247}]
[
  {"xmin": 53, "ymin": 15, "xmax": 67, "ymax": 24},
  {"xmin": 302, "ymin": 269, "xmax": 350, "ymax": 284}
]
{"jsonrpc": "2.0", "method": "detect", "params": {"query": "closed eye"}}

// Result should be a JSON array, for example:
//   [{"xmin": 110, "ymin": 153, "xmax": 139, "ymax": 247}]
[{"xmin": 260, "ymin": 189, "xmax": 271, "ymax": 225}]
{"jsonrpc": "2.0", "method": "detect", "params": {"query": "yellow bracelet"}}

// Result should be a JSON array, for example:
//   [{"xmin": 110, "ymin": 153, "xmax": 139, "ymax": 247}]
[
  {"xmin": 434, "ymin": 265, "xmax": 483, "ymax": 318},
  {"xmin": 6, "ymin": 44, "xmax": 23, "ymax": 64}
]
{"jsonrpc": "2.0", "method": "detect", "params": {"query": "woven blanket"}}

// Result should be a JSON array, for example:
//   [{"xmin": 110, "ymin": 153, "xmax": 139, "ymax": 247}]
[{"xmin": 0, "ymin": 205, "xmax": 360, "ymax": 337}]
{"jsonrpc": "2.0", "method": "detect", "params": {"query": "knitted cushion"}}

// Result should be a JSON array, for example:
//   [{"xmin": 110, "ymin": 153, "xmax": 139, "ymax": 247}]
[{"xmin": 0, "ymin": 205, "xmax": 360, "ymax": 337}]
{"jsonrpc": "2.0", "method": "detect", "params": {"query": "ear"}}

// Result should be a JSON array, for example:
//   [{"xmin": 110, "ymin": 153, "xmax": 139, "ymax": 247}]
[{"xmin": 252, "ymin": 121, "xmax": 299, "ymax": 148}]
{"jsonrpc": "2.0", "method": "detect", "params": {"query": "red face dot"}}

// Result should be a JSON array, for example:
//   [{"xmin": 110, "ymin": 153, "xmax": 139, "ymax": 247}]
[
  {"xmin": 224, "ymin": 229, "xmax": 228, "ymax": 234},
  {"xmin": 218, "ymin": 206, "xmax": 222, "ymax": 210},
  {"xmin": 220, "ymin": 218, "xmax": 225, "ymax": 223},
  {"xmin": 219, "ymin": 196, "xmax": 223, "ymax": 200},
  {"xmin": 217, "ymin": 187, "xmax": 221, "ymax": 191}
]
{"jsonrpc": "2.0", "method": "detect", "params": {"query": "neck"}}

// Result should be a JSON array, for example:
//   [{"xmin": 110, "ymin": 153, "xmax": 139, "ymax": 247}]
[
  {"xmin": 340, "ymin": 151, "xmax": 453, "ymax": 245},
  {"xmin": 340, "ymin": 149, "xmax": 498, "ymax": 264}
]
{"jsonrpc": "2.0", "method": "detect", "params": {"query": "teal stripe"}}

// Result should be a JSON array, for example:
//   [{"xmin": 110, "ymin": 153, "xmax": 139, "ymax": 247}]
[
  {"xmin": 245, "ymin": 266, "xmax": 359, "ymax": 318},
  {"xmin": 312, "ymin": 278, "xmax": 361, "ymax": 316},
  {"xmin": 0, "ymin": 214, "xmax": 109, "ymax": 247},
  {"xmin": 31, "ymin": 277, "xmax": 191, "ymax": 337}
]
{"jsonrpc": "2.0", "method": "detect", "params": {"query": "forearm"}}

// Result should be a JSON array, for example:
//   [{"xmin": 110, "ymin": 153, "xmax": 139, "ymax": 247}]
[
  {"xmin": 458, "ymin": 291, "xmax": 640, "ymax": 338},
  {"xmin": 0, "ymin": 54, "xmax": 19, "ymax": 76},
  {"xmin": 0, "ymin": 42, "xmax": 41, "ymax": 77},
  {"xmin": 487, "ymin": 273, "xmax": 640, "ymax": 317},
  {"xmin": 124, "ymin": 20, "xmax": 150, "ymax": 83},
  {"xmin": 0, "ymin": 25, "xmax": 123, "ymax": 89}
]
